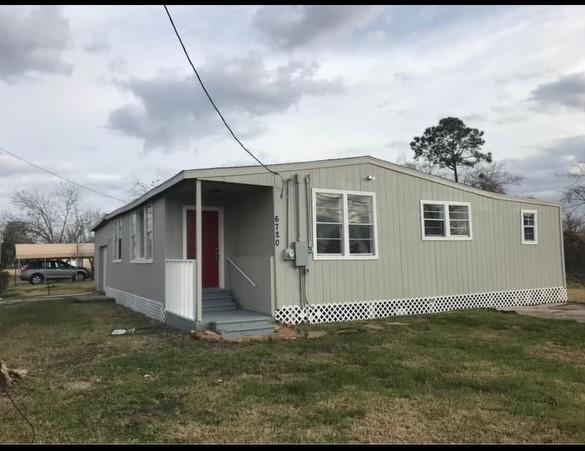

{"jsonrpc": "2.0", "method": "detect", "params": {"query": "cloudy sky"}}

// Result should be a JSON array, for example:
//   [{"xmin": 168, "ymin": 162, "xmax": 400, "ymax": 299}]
[{"xmin": 0, "ymin": 5, "xmax": 584, "ymax": 214}]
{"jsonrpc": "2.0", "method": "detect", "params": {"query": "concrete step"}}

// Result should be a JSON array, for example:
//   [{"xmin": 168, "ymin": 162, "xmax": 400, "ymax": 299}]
[
  {"xmin": 219, "ymin": 325, "xmax": 275, "ymax": 338},
  {"xmin": 212, "ymin": 318, "xmax": 274, "ymax": 333},
  {"xmin": 203, "ymin": 303, "xmax": 238, "ymax": 313},
  {"xmin": 211, "ymin": 317, "xmax": 274, "ymax": 336},
  {"xmin": 203, "ymin": 295, "xmax": 234, "ymax": 304},
  {"xmin": 203, "ymin": 288, "xmax": 232, "ymax": 299},
  {"xmin": 203, "ymin": 300, "xmax": 237, "ymax": 308}
]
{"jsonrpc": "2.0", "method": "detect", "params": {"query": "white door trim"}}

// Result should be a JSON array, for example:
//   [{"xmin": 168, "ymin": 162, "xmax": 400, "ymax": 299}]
[{"xmin": 182, "ymin": 205, "xmax": 225, "ymax": 289}]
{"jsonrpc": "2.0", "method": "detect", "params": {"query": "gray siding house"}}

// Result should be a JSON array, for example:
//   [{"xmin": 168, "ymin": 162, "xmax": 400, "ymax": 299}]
[{"xmin": 92, "ymin": 156, "xmax": 567, "ymax": 335}]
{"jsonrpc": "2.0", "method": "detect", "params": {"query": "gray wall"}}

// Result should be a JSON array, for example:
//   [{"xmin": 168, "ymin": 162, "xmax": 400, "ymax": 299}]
[
  {"xmin": 204, "ymin": 161, "xmax": 565, "ymax": 309},
  {"xmin": 95, "ymin": 159, "xmax": 565, "ymax": 314},
  {"xmin": 94, "ymin": 195, "xmax": 167, "ymax": 304},
  {"xmin": 163, "ymin": 182, "xmax": 274, "ymax": 314},
  {"xmin": 223, "ymin": 187, "xmax": 273, "ymax": 314}
]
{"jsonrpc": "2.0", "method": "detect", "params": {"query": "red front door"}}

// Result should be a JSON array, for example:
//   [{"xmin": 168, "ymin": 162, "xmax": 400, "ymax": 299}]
[{"xmin": 186, "ymin": 210, "xmax": 219, "ymax": 288}]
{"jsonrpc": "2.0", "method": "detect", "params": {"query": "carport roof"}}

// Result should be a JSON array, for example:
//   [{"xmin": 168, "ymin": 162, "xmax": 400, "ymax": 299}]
[{"xmin": 15, "ymin": 243, "xmax": 95, "ymax": 260}]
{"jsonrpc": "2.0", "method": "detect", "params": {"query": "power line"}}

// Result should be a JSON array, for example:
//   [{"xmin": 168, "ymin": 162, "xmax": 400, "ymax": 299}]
[
  {"xmin": 162, "ymin": 5, "xmax": 285, "ymax": 195},
  {"xmin": 0, "ymin": 145, "xmax": 127, "ymax": 203},
  {"xmin": 2, "ymin": 389, "xmax": 36, "ymax": 444}
]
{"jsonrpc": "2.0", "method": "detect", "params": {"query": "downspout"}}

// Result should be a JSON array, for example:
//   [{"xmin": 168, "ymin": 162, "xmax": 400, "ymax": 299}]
[
  {"xmin": 285, "ymin": 178, "xmax": 291, "ymax": 248},
  {"xmin": 295, "ymin": 174, "xmax": 301, "ymax": 242},
  {"xmin": 304, "ymin": 174, "xmax": 312, "ymax": 251},
  {"xmin": 295, "ymin": 173, "xmax": 306, "ymax": 308},
  {"xmin": 559, "ymin": 206, "xmax": 567, "ymax": 290}
]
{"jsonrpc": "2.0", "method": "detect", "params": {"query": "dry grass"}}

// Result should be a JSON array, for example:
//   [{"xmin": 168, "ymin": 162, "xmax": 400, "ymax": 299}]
[
  {"xmin": 1, "ymin": 300, "xmax": 585, "ymax": 443},
  {"xmin": 0, "ymin": 280, "xmax": 96, "ymax": 300},
  {"xmin": 568, "ymin": 288, "xmax": 585, "ymax": 304},
  {"xmin": 529, "ymin": 342, "xmax": 585, "ymax": 368}
]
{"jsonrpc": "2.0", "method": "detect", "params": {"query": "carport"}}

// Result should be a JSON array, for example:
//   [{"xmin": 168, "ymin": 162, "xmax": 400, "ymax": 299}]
[{"xmin": 15, "ymin": 243, "xmax": 95, "ymax": 283}]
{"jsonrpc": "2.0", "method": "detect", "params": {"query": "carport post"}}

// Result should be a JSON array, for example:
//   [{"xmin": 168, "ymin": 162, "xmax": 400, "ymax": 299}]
[
  {"xmin": 195, "ymin": 179, "xmax": 203, "ymax": 323},
  {"xmin": 44, "ymin": 257, "xmax": 49, "ymax": 295}
]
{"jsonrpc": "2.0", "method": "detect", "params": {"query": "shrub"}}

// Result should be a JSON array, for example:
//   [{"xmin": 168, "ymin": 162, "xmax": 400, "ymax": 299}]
[{"xmin": 0, "ymin": 271, "xmax": 9, "ymax": 296}]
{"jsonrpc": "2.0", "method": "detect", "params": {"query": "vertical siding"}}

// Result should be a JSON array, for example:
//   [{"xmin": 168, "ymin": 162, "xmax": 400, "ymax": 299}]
[
  {"xmin": 96, "ymin": 161, "xmax": 565, "ymax": 313},
  {"xmin": 218, "ymin": 162, "xmax": 564, "ymax": 307},
  {"xmin": 94, "ymin": 196, "xmax": 167, "ymax": 304},
  {"xmin": 223, "ymin": 187, "xmax": 274, "ymax": 314}
]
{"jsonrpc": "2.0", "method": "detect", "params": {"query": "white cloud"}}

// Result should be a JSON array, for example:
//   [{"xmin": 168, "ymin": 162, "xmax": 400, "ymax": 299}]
[
  {"xmin": 0, "ymin": 4, "xmax": 584, "ymax": 216},
  {"xmin": 0, "ymin": 6, "xmax": 72, "ymax": 81},
  {"xmin": 107, "ymin": 57, "xmax": 345, "ymax": 151}
]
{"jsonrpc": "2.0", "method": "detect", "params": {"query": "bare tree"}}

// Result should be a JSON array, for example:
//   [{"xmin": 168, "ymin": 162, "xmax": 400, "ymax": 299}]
[
  {"xmin": 562, "ymin": 163, "xmax": 585, "ymax": 210},
  {"xmin": 65, "ymin": 207, "xmax": 103, "ymax": 243},
  {"xmin": 128, "ymin": 178, "xmax": 160, "ymax": 200},
  {"xmin": 8, "ymin": 183, "xmax": 102, "ymax": 243},
  {"xmin": 462, "ymin": 162, "xmax": 523, "ymax": 194},
  {"xmin": 562, "ymin": 211, "xmax": 585, "ymax": 281},
  {"xmin": 396, "ymin": 153, "xmax": 452, "ymax": 178}
]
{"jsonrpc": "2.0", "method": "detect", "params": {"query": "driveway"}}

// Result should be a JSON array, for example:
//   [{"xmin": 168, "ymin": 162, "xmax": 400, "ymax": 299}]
[{"xmin": 497, "ymin": 302, "xmax": 585, "ymax": 323}]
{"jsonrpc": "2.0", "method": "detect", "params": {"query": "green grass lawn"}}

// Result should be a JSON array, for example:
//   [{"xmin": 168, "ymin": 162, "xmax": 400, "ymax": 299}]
[
  {"xmin": 0, "ymin": 280, "xmax": 96, "ymax": 301},
  {"xmin": 1, "ymin": 300, "xmax": 585, "ymax": 443}
]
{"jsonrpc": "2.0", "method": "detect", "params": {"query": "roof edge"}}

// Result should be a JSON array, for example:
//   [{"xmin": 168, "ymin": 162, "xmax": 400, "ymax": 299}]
[
  {"xmin": 92, "ymin": 155, "xmax": 561, "ymax": 231},
  {"xmin": 91, "ymin": 171, "xmax": 186, "ymax": 231},
  {"xmin": 182, "ymin": 155, "xmax": 561, "ymax": 208}
]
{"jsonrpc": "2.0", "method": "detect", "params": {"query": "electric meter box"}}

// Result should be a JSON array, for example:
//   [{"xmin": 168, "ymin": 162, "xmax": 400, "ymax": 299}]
[{"xmin": 293, "ymin": 241, "xmax": 309, "ymax": 267}]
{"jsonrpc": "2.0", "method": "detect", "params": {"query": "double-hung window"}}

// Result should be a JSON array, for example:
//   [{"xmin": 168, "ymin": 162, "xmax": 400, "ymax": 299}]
[
  {"xmin": 313, "ymin": 189, "xmax": 377, "ymax": 259},
  {"xmin": 113, "ymin": 218, "xmax": 123, "ymax": 262},
  {"xmin": 421, "ymin": 201, "xmax": 472, "ymax": 240},
  {"xmin": 131, "ymin": 204, "xmax": 153, "ymax": 262},
  {"xmin": 521, "ymin": 209, "xmax": 538, "ymax": 244}
]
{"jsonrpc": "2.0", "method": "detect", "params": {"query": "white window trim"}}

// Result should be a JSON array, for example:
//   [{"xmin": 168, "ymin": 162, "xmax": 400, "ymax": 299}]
[
  {"xmin": 131, "ymin": 204, "xmax": 154, "ymax": 264},
  {"xmin": 521, "ymin": 209, "xmax": 538, "ymax": 245},
  {"xmin": 112, "ymin": 218, "xmax": 123, "ymax": 263},
  {"xmin": 420, "ymin": 200, "xmax": 473, "ymax": 241},
  {"xmin": 312, "ymin": 188, "xmax": 379, "ymax": 261}
]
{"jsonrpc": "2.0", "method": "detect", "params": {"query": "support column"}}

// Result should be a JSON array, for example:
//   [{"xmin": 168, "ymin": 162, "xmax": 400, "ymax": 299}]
[{"xmin": 195, "ymin": 179, "xmax": 203, "ymax": 323}]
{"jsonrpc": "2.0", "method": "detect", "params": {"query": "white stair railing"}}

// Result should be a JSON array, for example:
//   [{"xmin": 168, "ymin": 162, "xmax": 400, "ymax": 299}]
[{"xmin": 226, "ymin": 256, "xmax": 257, "ymax": 287}]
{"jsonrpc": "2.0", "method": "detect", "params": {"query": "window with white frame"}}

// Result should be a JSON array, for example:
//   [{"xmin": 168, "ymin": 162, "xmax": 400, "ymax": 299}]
[
  {"xmin": 113, "ymin": 218, "xmax": 123, "ymax": 262},
  {"xmin": 313, "ymin": 189, "xmax": 377, "ymax": 259},
  {"xmin": 421, "ymin": 201, "xmax": 472, "ymax": 240},
  {"xmin": 521, "ymin": 209, "xmax": 537, "ymax": 244},
  {"xmin": 131, "ymin": 204, "xmax": 153, "ymax": 262}
]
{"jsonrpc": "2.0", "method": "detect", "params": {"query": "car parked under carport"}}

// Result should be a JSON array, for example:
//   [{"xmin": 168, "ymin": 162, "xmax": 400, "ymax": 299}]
[{"xmin": 20, "ymin": 260, "xmax": 93, "ymax": 284}]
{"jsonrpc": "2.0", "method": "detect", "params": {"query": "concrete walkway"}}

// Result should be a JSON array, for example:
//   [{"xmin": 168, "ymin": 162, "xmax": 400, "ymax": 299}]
[{"xmin": 497, "ymin": 302, "xmax": 585, "ymax": 323}]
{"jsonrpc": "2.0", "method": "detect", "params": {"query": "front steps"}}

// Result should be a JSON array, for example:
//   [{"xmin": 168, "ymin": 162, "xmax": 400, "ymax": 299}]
[
  {"xmin": 210, "ymin": 314, "xmax": 275, "ymax": 338},
  {"xmin": 203, "ymin": 288, "xmax": 237, "ymax": 313},
  {"xmin": 201, "ymin": 288, "xmax": 275, "ymax": 338}
]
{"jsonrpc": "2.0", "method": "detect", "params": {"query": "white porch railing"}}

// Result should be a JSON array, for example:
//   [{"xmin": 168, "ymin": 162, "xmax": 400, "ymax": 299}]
[{"xmin": 165, "ymin": 259, "xmax": 197, "ymax": 321}]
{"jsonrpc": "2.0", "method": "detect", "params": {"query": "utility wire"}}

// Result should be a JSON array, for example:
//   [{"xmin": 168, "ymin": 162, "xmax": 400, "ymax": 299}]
[
  {"xmin": 0, "ymin": 145, "xmax": 127, "ymax": 203},
  {"xmin": 162, "ymin": 5, "xmax": 285, "ymax": 196},
  {"xmin": 2, "ymin": 388, "xmax": 36, "ymax": 444}
]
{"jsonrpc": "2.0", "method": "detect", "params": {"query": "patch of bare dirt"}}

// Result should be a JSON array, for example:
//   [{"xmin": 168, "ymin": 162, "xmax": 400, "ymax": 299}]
[{"xmin": 192, "ymin": 325, "xmax": 302, "ymax": 344}]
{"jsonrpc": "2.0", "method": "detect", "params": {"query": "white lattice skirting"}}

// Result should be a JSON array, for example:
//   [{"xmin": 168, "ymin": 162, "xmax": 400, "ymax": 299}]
[
  {"xmin": 105, "ymin": 287, "xmax": 165, "ymax": 322},
  {"xmin": 273, "ymin": 286, "xmax": 567, "ymax": 325}
]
